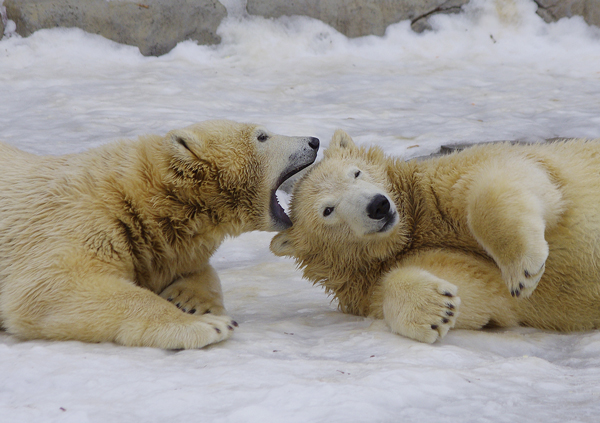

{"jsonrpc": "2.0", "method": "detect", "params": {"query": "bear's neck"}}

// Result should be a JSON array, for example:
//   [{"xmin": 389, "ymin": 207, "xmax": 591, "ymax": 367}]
[
  {"xmin": 118, "ymin": 139, "xmax": 250, "ymax": 236},
  {"xmin": 91, "ymin": 139, "xmax": 248, "ymax": 290},
  {"xmin": 388, "ymin": 156, "xmax": 484, "ymax": 255}
]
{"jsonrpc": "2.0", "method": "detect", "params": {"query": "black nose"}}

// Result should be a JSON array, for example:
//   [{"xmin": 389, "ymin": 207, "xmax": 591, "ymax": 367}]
[
  {"xmin": 308, "ymin": 137, "xmax": 320, "ymax": 150},
  {"xmin": 367, "ymin": 194, "xmax": 390, "ymax": 220}
]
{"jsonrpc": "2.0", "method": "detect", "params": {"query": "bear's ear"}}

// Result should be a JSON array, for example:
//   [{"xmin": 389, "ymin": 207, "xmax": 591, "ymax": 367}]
[
  {"xmin": 167, "ymin": 128, "xmax": 206, "ymax": 160},
  {"xmin": 328, "ymin": 129, "xmax": 356, "ymax": 152},
  {"xmin": 270, "ymin": 232, "xmax": 296, "ymax": 257}
]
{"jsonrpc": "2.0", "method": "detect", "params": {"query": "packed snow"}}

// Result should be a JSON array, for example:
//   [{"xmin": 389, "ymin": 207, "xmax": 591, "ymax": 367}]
[{"xmin": 1, "ymin": 0, "xmax": 600, "ymax": 421}]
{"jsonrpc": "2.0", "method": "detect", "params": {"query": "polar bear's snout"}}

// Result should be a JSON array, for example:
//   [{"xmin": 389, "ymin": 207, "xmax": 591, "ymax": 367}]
[
  {"xmin": 287, "ymin": 137, "xmax": 319, "ymax": 168},
  {"xmin": 308, "ymin": 137, "xmax": 320, "ymax": 150},
  {"xmin": 365, "ymin": 193, "xmax": 398, "ymax": 234},
  {"xmin": 366, "ymin": 194, "xmax": 397, "ymax": 233},
  {"xmin": 267, "ymin": 134, "xmax": 320, "ymax": 231},
  {"xmin": 367, "ymin": 194, "xmax": 390, "ymax": 220}
]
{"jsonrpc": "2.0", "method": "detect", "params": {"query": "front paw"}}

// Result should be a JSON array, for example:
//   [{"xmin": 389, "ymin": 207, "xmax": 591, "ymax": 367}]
[
  {"xmin": 159, "ymin": 285, "xmax": 226, "ymax": 316},
  {"xmin": 500, "ymin": 240, "xmax": 548, "ymax": 298},
  {"xmin": 383, "ymin": 278, "xmax": 461, "ymax": 343}
]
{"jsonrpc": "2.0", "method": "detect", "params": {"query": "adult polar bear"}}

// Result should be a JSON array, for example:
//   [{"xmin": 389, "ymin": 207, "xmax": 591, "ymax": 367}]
[
  {"xmin": 271, "ymin": 130, "xmax": 600, "ymax": 343},
  {"xmin": 0, "ymin": 120, "xmax": 319, "ymax": 349}
]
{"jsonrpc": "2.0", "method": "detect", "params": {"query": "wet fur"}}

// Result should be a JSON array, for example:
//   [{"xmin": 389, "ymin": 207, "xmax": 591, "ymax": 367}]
[
  {"xmin": 272, "ymin": 132, "xmax": 600, "ymax": 343},
  {"xmin": 0, "ymin": 120, "xmax": 316, "ymax": 348}
]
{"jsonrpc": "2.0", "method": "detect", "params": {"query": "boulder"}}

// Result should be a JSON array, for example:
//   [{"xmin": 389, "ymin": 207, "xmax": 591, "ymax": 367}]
[
  {"xmin": 246, "ymin": 0, "xmax": 470, "ymax": 35},
  {"xmin": 535, "ymin": 0, "xmax": 600, "ymax": 27},
  {"xmin": 4, "ymin": 0, "xmax": 227, "ymax": 56},
  {"xmin": 3, "ymin": 0, "xmax": 600, "ymax": 55}
]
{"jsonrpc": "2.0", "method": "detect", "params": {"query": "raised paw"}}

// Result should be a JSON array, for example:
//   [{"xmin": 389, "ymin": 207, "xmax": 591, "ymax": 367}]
[
  {"xmin": 499, "ymin": 241, "xmax": 548, "ymax": 299},
  {"xmin": 382, "ymin": 274, "xmax": 461, "ymax": 344}
]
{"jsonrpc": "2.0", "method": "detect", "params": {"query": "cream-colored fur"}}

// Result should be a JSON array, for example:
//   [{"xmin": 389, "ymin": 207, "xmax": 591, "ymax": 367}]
[
  {"xmin": 271, "ymin": 130, "xmax": 600, "ymax": 343},
  {"xmin": 0, "ymin": 120, "xmax": 319, "ymax": 349}
]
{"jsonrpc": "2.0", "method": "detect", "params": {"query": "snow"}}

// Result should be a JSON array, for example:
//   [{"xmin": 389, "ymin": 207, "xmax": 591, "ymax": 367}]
[{"xmin": 1, "ymin": 0, "xmax": 600, "ymax": 421}]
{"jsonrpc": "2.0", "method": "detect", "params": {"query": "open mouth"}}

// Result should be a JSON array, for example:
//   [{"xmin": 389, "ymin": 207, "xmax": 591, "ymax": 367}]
[{"xmin": 270, "ymin": 161, "xmax": 315, "ymax": 230}]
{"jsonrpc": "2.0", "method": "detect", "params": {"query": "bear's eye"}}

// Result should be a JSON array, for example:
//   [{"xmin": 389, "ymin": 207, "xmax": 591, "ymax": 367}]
[
  {"xmin": 354, "ymin": 170, "xmax": 361, "ymax": 178},
  {"xmin": 257, "ymin": 132, "xmax": 269, "ymax": 142},
  {"xmin": 323, "ymin": 207, "xmax": 334, "ymax": 217}
]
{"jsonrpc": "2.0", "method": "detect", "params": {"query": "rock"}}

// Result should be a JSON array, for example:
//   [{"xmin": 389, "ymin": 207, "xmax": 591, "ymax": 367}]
[
  {"xmin": 246, "ymin": 0, "xmax": 470, "ymax": 36},
  {"xmin": 411, "ymin": 0, "xmax": 469, "ymax": 32},
  {"xmin": 535, "ymin": 0, "xmax": 600, "ymax": 27},
  {"xmin": 4, "ymin": 0, "xmax": 600, "ymax": 55},
  {"xmin": 4, "ymin": 0, "xmax": 227, "ymax": 56},
  {"xmin": 0, "ymin": 3, "xmax": 6, "ymax": 40}
]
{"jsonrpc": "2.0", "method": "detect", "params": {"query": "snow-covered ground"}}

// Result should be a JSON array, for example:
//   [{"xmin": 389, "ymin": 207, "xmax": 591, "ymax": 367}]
[{"xmin": 1, "ymin": 0, "xmax": 600, "ymax": 421}]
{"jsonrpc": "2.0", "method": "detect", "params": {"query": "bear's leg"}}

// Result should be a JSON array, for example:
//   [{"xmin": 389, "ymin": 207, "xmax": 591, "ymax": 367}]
[
  {"xmin": 376, "ymin": 266, "xmax": 461, "ymax": 343},
  {"xmin": 370, "ymin": 250, "xmax": 520, "ymax": 342},
  {"xmin": 3, "ymin": 274, "xmax": 236, "ymax": 349},
  {"xmin": 464, "ymin": 158, "xmax": 564, "ymax": 298},
  {"xmin": 159, "ymin": 264, "xmax": 226, "ymax": 316}
]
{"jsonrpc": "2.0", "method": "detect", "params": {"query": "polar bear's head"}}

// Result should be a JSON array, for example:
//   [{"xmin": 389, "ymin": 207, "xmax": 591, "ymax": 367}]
[
  {"xmin": 164, "ymin": 120, "xmax": 319, "ymax": 232},
  {"xmin": 271, "ymin": 129, "xmax": 403, "ymax": 261}
]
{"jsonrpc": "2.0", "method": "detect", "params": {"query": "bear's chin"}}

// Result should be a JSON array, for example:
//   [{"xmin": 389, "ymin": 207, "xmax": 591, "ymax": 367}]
[
  {"xmin": 377, "ymin": 212, "xmax": 398, "ymax": 233},
  {"xmin": 363, "ymin": 211, "xmax": 398, "ymax": 236}
]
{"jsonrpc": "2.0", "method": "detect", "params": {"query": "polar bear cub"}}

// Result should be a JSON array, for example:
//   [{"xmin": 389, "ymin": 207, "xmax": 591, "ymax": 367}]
[
  {"xmin": 0, "ymin": 120, "xmax": 319, "ymax": 349},
  {"xmin": 271, "ymin": 130, "xmax": 600, "ymax": 343}
]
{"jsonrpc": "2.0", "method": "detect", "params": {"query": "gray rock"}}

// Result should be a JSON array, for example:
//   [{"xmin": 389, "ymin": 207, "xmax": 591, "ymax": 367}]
[
  {"xmin": 535, "ymin": 0, "xmax": 600, "ymax": 27},
  {"xmin": 411, "ymin": 0, "xmax": 469, "ymax": 32},
  {"xmin": 246, "ymin": 0, "xmax": 470, "ymax": 36},
  {"xmin": 4, "ymin": 0, "xmax": 227, "ymax": 56},
  {"xmin": 4, "ymin": 0, "xmax": 600, "ymax": 55},
  {"xmin": 1, "ymin": 3, "xmax": 5, "ymax": 40}
]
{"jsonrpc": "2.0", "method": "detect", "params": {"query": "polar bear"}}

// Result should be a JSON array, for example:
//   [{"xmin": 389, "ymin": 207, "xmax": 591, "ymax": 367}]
[
  {"xmin": 271, "ymin": 129, "xmax": 600, "ymax": 343},
  {"xmin": 0, "ymin": 120, "xmax": 319, "ymax": 349}
]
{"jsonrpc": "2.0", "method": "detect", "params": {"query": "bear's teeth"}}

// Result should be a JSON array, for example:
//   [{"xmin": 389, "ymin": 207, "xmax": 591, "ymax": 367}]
[{"xmin": 275, "ymin": 189, "xmax": 291, "ymax": 216}]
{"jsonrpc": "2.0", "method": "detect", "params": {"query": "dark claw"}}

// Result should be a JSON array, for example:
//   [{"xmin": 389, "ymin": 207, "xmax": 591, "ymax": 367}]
[
  {"xmin": 515, "ymin": 290, "xmax": 521, "ymax": 297},
  {"xmin": 176, "ymin": 303, "xmax": 181, "ymax": 308},
  {"xmin": 204, "ymin": 310, "xmax": 212, "ymax": 314},
  {"xmin": 524, "ymin": 270, "xmax": 530, "ymax": 278},
  {"xmin": 227, "ymin": 325, "xmax": 233, "ymax": 331},
  {"xmin": 442, "ymin": 318, "xmax": 449, "ymax": 324},
  {"xmin": 215, "ymin": 327, "xmax": 221, "ymax": 334},
  {"xmin": 446, "ymin": 311, "xmax": 454, "ymax": 317},
  {"xmin": 511, "ymin": 290, "xmax": 516, "ymax": 297},
  {"xmin": 181, "ymin": 308, "xmax": 187, "ymax": 313},
  {"xmin": 232, "ymin": 321, "xmax": 239, "ymax": 327},
  {"xmin": 188, "ymin": 309, "xmax": 196, "ymax": 314},
  {"xmin": 431, "ymin": 324, "xmax": 439, "ymax": 330},
  {"xmin": 167, "ymin": 297, "xmax": 173, "ymax": 302},
  {"xmin": 446, "ymin": 303, "xmax": 455, "ymax": 309},
  {"xmin": 443, "ymin": 291, "xmax": 453, "ymax": 297}
]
